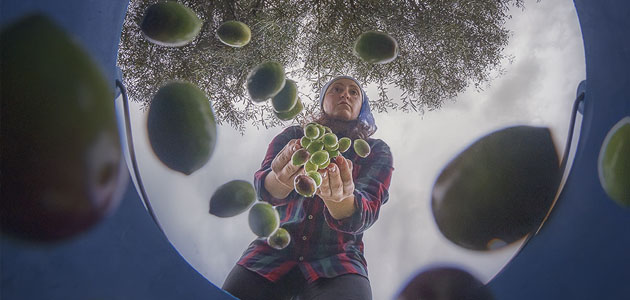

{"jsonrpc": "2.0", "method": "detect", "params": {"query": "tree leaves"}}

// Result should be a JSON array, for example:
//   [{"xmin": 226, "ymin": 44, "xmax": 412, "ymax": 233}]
[{"xmin": 118, "ymin": 0, "xmax": 525, "ymax": 133}]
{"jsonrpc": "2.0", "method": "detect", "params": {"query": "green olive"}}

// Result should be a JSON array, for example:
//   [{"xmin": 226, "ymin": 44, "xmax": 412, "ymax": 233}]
[
  {"xmin": 291, "ymin": 148, "xmax": 310, "ymax": 166},
  {"xmin": 353, "ymin": 139, "xmax": 371, "ymax": 158},
  {"xmin": 267, "ymin": 227, "xmax": 291, "ymax": 250},
  {"xmin": 338, "ymin": 137, "xmax": 351, "ymax": 153},
  {"xmin": 310, "ymin": 150, "xmax": 330, "ymax": 166}
]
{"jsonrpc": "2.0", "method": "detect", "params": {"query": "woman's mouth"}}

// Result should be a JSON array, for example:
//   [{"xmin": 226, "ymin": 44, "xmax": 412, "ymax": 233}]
[{"xmin": 338, "ymin": 102, "xmax": 351, "ymax": 108}]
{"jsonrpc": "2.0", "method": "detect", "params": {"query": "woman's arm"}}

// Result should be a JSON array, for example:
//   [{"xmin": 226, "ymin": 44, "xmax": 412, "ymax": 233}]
[
  {"xmin": 322, "ymin": 195, "xmax": 356, "ymax": 220},
  {"xmin": 317, "ymin": 156, "xmax": 357, "ymax": 219},
  {"xmin": 254, "ymin": 126, "xmax": 303, "ymax": 206},
  {"xmin": 321, "ymin": 139, "xmax": 394, "ymax": 234},
  {"xmin": 264, "ymin": 169, "xmax": 295, "ymax": 199}
]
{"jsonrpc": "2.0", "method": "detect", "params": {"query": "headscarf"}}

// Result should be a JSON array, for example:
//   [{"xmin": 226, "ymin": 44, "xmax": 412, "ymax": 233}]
[{"xmin": 318, "ymin": 75, "xmax": 377, "ymax": 135}]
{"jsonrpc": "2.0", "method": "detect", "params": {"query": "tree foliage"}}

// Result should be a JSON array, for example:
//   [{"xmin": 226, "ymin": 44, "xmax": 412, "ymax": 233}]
[{"xmin": 118, "ymin": 0, "xmax": 526, "ymax": 133}]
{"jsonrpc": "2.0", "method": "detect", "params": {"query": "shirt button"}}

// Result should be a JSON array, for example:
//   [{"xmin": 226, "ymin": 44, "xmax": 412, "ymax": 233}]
[
  {"xmin": 302, "ymin": 236, "xmax": 307, "ymax": 241},
  {"xmin": 308, "ymin": 215, "xmax": 313, "ymax": 220},
  {"xmin": 299, "ymin": 256, "xmax": 304, "ymax": 261}
]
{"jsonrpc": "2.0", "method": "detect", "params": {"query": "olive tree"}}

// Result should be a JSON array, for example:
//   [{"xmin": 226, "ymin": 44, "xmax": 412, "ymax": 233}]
[{"xmin": 118, "ymin": 0, "xmax": 529, "ymax": 133}]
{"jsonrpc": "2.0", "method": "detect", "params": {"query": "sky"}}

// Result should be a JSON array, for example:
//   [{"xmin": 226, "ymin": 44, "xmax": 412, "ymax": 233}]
[{"xmin": 118, "ymin": 0, "xmax": 586, "ymax": 299}]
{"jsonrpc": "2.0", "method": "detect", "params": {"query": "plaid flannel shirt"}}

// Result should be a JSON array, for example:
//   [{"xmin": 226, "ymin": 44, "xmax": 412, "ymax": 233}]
[{"xmin": 237, "ymin": 125, "xmax": 394, "ymax": 283}]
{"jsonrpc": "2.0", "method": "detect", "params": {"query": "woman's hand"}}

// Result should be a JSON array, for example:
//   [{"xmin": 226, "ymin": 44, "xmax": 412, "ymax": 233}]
[
  {"xmin": 317, "ymin": 156, "xmax": 354, "ymax": 203},
  {"xmin": 271, "ymin": 139, "xmax": 305, "ymax": 188}
]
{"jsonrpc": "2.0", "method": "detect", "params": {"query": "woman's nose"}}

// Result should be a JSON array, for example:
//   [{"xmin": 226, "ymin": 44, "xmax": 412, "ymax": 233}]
[{"xmin": 340, "ymin": 89, "xmax": 350, "ymax": 99}]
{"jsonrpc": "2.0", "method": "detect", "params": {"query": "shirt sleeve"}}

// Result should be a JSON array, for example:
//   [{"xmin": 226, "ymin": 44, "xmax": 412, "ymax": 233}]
[
  {"xmin": 323, "ymin": 139, "xmax": 394, "ymax": 235},
  {"xmin": 254, "ymin": 126, "xmax": 303, "ymax": 207}
]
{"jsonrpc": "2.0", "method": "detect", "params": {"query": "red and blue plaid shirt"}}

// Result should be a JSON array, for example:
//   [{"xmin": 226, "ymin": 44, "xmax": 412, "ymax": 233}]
[{"xmin": 237, "ymin": 126, "xmax": 394, "ymax": 283}]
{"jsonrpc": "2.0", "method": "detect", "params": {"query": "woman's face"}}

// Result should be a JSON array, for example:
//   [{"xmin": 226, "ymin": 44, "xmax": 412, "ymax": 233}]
[{"xmin": 322, "ymin": 78, "xmax": 363, "ymax": 121}]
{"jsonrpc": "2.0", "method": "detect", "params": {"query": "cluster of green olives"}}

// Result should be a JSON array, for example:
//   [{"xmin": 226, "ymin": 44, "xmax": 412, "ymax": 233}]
[
  {"xmin": 209, "ymin": 180, "xmax": 290, "ymax": 250},
  {"xmin": 291, "ymin": 123, "xmax": 370, "ymax": 197},
  {"xmin": 141, "ymin": 2, "xmax": 252, "ymax": 48},
  {"xmin": 248, "ymin": 202, "xmax": 290, "ymax": 250},
  {"xmin": 246, "ymin": 62, "xmax": 304, "ymax": 121},
  {"xmin": 216, "ymin": 17, "xmax": 306, "ymax": 123},
  {"xmin": 138, "ymin": 2, "xmax": 395, "ymax": 122}
]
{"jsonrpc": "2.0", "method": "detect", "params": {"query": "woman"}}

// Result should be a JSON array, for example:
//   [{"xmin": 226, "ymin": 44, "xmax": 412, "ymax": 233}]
[{"xmin": 223, "ymin": 76, "xmax": 394, "ymax": 300}]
